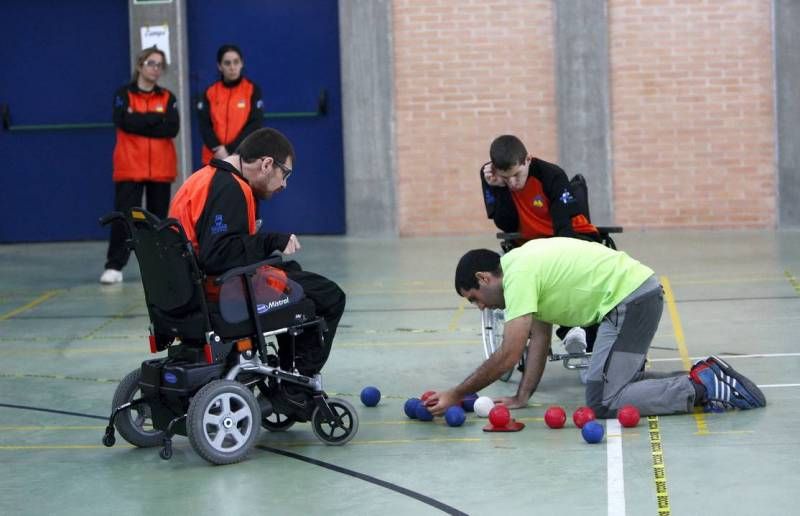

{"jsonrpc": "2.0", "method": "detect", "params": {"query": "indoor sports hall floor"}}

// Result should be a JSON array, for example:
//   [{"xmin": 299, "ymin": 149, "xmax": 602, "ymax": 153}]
[{"xmin": 1, "ymin": 230, "xmax": 798, "ymax": 516}]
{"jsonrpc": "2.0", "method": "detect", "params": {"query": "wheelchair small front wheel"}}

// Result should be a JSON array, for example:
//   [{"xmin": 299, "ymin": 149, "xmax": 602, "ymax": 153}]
[
  {"xmin": 186, "ymin": 380, "xmax": 261, "ymax": 465},
  {"xmin": 311, "ymin": 397, "xmax": 358, "ymax": 446},
  {"xmin": 102, "ymin": 432, "xmax": 116, "ymax": 447},
  {"xmin": 111, "ymin": 368, "xmax": 164, "ymax": 448}
]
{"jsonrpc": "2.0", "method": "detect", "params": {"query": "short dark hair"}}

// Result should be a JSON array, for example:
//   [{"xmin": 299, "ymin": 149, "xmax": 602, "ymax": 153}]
[
  {"xmin": 489, "ymin": 135, "xmax": 527, "ymax": 171},
  {"xmin": 216, "ymin": 44, "xmax": 243, "ymax": 64},
  {"xmin": 237, "ymin": 128, "xmax": 295, "ymax": 165},
  {"xmin": 454, "ymin": 249, "xmax": 502, "ymax": 294}
]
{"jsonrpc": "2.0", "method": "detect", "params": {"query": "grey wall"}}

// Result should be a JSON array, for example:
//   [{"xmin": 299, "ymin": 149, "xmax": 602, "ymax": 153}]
[
  {"xmin": 128, "ymin": 0, "xmax": 192, "ymax": 183},
  {"xmin": 339, "ymin": 0, "xmax": 397, "ymax": 236},
  {"xmin": 774, "ymin": 0, "xmax": 800, "ymax": 228},
  {"xmin": 553, "ymin": 0, "xmax": 614, "ymax": 225}
]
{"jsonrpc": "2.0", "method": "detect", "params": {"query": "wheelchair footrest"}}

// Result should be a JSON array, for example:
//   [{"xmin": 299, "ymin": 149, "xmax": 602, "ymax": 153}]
[{"xmin": 549, "ymin": 352, "xmax": 591, "ymax": 370}]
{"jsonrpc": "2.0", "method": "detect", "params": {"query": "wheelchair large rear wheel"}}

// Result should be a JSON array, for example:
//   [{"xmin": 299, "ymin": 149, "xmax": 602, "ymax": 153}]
[
  {"xmin": 311, "ymin": 397, "xmax": 358, "ymax": 446},
  {"xmin": 481, "ymin": 309, "xmax": 514, "ymax": 382},
  {"xmin": 112, "ymin": 368, "xmax": 165, "ymax": 448},
  {"xmin": 186, "ymin": 380, "xmax": 261, "ymax": 465}
]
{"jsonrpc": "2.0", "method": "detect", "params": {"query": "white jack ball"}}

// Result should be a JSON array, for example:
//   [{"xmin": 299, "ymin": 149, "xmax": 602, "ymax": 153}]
[{"xmin": 473, "ymin": 396, "xmax": 495, "ymax": 418}]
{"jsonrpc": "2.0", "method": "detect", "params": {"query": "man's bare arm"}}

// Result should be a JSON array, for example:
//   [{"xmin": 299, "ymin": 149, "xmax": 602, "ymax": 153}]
[
  {"xmin": 427, "ymin": 315, "xmax": 532, "ymax": 415},
  {"xmin": 514, "ymin": 319, "xmax": 552, "ymax": 404}
]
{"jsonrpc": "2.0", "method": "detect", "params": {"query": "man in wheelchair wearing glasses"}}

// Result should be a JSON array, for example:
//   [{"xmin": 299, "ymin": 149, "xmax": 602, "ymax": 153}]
[
  {"xmin": 481, "ymin": 134, "xmax": 604, "ymax": 358},
  {"xmin": 168, "ymin": 127, "xmax": 345, "ymax": 411},
  {"xmin": 425, "ymin": 242, "xmax": 766, "ymax": 418}
]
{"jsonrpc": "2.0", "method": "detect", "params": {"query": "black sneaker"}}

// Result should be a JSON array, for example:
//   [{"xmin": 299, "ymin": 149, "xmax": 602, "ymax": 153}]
[
  {"xmin": 258, "ymin": 395, "xmax": 274, "ymax": 417},
  {"xmin": 278, "ymin": 383, "xmax": 313, "ymax": 415}
]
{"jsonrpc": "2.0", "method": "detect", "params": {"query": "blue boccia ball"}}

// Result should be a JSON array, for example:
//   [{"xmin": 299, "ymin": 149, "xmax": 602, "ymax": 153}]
[
  {"xmin": 461, "ymin": 393, "xmax": 479, "ymax": 412},
  {"xmin": 360, "ymin": 386, "xmax": 381, "ymax": 407},
  {"xmin": 404, "ymin": 398, "xmax": 421, "ymax": 419},
  {"xmin": 581, "ymin": 421, "xmax": 605, "ymax": 444},
  {"xmin": 415, "ymin": 402, "xmax": 434, "ymax": 421},
  {"xmin": 445, "ymin": 405, "xmax": 466, "ymax": 427}
]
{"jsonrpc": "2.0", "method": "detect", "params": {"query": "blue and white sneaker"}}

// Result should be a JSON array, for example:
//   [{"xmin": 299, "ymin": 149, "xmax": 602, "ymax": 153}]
[
  {"xmin": 705, "ymin": 355, "xmax": 766, "ymax": 408},
  {"xmin": 689, "ymin": 359, "xmax": 765, "ymax": 411}
]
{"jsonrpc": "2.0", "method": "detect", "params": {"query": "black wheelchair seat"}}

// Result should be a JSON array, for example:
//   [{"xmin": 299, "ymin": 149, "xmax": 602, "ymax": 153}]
[{"xmin": 208, "ymin": 298, "xmax": 317, "ymax": 339}]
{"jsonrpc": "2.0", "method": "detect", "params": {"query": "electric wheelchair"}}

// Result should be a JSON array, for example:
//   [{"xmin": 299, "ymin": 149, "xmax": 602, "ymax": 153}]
[
  {"xmin": 481, "ymin": 174, "xmax": 623, "ymax": 381},
  {"xmin": 100, "ymin": 208, "xmax": 358, "ymax": 465}
]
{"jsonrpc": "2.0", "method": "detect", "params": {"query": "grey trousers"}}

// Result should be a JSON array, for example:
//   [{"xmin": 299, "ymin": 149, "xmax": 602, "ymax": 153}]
[{"xmin": 584, "ymin": 275, "xmax": 696, "ymax": 417}]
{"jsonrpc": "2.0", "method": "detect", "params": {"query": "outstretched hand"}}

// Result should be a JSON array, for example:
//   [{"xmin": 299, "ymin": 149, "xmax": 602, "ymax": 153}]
[
  {"xmin": 425, "ymin": 389, "xmax": 462, "ymax": 416},
  {"xmin": 282, "ymin": 234, "xmax": 301, "ymax": 255}
]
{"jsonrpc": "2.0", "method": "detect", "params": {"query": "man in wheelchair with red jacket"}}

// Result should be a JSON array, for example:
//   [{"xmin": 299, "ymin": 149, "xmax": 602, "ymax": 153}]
[{"xmin": 480, "ymin": 134, "xmax": 619, "ymax": 359}]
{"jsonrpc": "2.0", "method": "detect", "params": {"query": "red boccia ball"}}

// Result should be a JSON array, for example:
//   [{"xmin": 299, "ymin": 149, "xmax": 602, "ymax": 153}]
[
  {"xmin": 420, "ymin": 390, "xmax": 435, "ymax": 403},
  {"xmin": 488, "ymin": 404, "xmax": 511, "ymax": 428},
  {"xmin": 617, "ymin": 405, "xmax": 640, "ymax": 428},
  {"xmin": 544, "ymin": 406, "xmax": 567, "ymax": 429},
  {"xmin": 572, "ymin": 406, "xmax": 596, "ymax": 428}
]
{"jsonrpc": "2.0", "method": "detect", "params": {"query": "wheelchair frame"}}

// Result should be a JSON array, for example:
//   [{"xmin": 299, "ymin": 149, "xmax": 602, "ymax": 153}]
[{"xmin": 99, "ymin": 208, "xmax": 358, "ymax": 465}]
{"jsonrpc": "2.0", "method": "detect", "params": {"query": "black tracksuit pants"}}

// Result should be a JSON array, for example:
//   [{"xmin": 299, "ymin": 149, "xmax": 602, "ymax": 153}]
[
  {"xmin": 105, "ymin": 181, "xmax": 171, "ymax": 270},
  {"xmin": 276, "ymin": 265, "xmax": 346, "ymax": 376}
]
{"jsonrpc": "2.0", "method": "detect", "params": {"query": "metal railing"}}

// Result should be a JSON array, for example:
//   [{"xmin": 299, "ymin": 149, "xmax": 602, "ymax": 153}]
[{"xmin": 1, "ymin": 89, "xmax": 327, "ymax": 132}]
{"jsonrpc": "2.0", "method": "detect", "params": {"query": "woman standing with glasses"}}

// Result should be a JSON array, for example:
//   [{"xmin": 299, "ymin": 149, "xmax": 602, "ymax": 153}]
[
  {"xmin": 100, "ymin": 46, "xmax": 179, "ymax": 284},
  {"xmin": 197, "ymin": 44, "xmax": 264, "ymax": 165}
]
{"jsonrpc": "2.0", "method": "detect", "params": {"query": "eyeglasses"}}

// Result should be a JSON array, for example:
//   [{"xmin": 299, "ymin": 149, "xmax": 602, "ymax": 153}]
[
  {"xmin": 272, "ymin": 159, "xmax": 293, "ymax": 180},
  {"xmin": 143, "ymin": 60, "xmax": 164, "ymax": 69}
]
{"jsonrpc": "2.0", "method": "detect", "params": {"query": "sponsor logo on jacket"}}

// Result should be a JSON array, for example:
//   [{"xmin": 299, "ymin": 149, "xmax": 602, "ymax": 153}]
[{"xmin": 211, "ymin": 214, "xmax": 228, "ymax": 234}]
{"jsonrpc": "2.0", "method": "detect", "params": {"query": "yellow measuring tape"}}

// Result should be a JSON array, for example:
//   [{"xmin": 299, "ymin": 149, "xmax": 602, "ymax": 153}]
[{"xmin": 648, "ymin": 415, "xmax": 671, "ymax": 515}]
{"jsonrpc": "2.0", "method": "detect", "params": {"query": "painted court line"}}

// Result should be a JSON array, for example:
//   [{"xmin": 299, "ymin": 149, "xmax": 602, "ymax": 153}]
[
  {"xmin": 785, "ymin": 270, "xmax": 800, "ymax": 294},
  {"xmin": 649, "ymin": 352, "xmax": 800, "ymax": 362},
  {"xmin": 661, "ymin": 276, "xmax": 709, "ymax": 435},
  {"xmin": 447, "ymin": 298, "xmax": 468, "ymax": 332},
  {"xmin": 758, "ymin": 383, "xmax": 800, "ymax": 388},
  {"xmin": 0, "ymin": 290, "xmax": 61, "ymax": 321},
  {"xmin": 606, "ymin": 419, "xmax": 625, "ymax": 516}
]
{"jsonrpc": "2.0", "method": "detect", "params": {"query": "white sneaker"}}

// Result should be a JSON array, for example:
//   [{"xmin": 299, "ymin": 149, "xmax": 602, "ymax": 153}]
[
  {"xmin": 99, "ymin": 269, "xmax": 123, "ymax": 284},
  {"xmin": 563, "ymin": 327, "xmax": 587, "ymax": 355}
]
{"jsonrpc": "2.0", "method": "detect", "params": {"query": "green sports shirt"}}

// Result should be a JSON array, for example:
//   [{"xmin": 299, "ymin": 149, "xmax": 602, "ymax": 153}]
[{"xmin": 501, "ymin": 237, "xmax": 655, "ymax": 326}]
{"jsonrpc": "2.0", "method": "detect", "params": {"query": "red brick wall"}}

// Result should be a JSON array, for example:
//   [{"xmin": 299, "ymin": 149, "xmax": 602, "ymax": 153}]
[
  {"xmin": 393, "ymin": 0, "xmax": 557, "ymax": 236},
  {"xmin": 392, "ymin": 0, "xmax": 775, "ymax": 234},
  {"xmin": 610, "ymin": 0, "xmax": 775, "ymax": 229}
]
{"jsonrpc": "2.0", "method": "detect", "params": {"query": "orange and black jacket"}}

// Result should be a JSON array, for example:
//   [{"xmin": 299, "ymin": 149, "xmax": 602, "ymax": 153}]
[
  {"xmin": 168, "ymin": 158, "xmax": 290, "ymax": 274},
  {"xmin": 197, "ymin": 77, "xmax": 263, "ymax": 164},
  {"xmin": 112, "ymin": 83, "xmax": 179, "ymax": 182},
  {"xmin": 481, "ymin": 158, "xmax": 598, "ymax": 241}
]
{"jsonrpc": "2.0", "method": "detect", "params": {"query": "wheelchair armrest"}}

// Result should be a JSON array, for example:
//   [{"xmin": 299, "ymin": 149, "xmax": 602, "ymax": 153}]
[
  {"xmin": 215, "ymin": 255, "xmax": 284, "ymax": 285},
  {"xmin": 496, "ymin": 232, "xmax": 522, "ymax": 241},
  {"xmin": 99, "ymin": 211, "xmax": 125, "ymax": 227},
  {"xmin": 154, "ymin": 217, "xmax": 185, "ymax": 233},
  {"xmin": 596, "ymin": 226, "xmax": 623, "ymax": 234}
]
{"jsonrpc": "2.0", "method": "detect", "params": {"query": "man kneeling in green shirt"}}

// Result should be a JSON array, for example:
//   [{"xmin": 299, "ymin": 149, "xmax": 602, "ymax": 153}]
[{"xmin": 426, "ymin": 238, "xmax": 766, "ymax": 418}]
